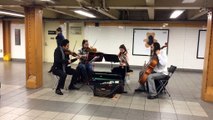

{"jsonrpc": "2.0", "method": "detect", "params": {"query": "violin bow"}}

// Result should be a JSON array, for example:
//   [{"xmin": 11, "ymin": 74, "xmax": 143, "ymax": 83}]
[
  {"xmin": 70, "ymin": 40, "xmax": 77, "ymax": 59},
  {"xmin": 92, "ymin": 39, "xmax": 97, "ymax": 47},
  {"xmin": 73, "ymin": 40, "xmax": 77, "ymax": 51}
]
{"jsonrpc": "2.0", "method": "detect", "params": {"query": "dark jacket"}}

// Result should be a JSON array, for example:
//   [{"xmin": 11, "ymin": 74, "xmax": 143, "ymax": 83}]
[
  {"xmin": 53, "ymin": 47, "xmax": 69, "ymax": 70},
  {"xmin": 56, "ymin": 33, "xmax": 65, "ymax": 47}
]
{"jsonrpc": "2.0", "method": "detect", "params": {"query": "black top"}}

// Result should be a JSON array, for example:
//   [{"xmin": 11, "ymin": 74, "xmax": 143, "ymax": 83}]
[
  {"xmin": 53, "ymin": 47, "xmax": 69, "ymax": 70},
  {"xmin": 56, "ymin": 33, "xmax": 65, "ymax": 47}
]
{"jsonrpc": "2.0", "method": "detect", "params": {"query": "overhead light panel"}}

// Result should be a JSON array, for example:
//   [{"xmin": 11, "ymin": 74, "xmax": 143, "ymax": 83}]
[
  {"xmin": 74, "ymin": 10, "xmax": 96, "ymax": 18},
  {"xmin": 182, "ymin": 0, "xmax": 196, "ymax": 3},
  {"xmin": 0, "ymin": 11, "xmax": 24, "ymax": 17},
  {"xmin": 170, "ymin": 10, "xmax": 184, "ymax": 19},
  {"xmin": 14, "ymin": 0, "xmax": 24, "ymax": 2},
  {"xmin": 40, "ymin": 0, "xmax": 52, "ymax": 1},
  {"xmin": 39, "ymin": 0, "xmax": 55, "ymax": 4}
]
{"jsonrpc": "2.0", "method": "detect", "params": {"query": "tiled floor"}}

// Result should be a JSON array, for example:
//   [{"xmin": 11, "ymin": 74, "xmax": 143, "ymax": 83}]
[{"xmin": 0, "ymin": 61, "xmax": 213, "ymax": 120}]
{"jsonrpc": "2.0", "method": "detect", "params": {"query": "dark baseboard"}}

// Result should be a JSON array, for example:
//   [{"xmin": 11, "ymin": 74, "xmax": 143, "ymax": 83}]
[
  {"xmin": 0, "ymin": 58, "xmax": 25, "ymax": 62},
  {"xmin": 3, "ymin": 61, "xmax": 204, "ymax": 72},
  {"xmin": 11, "ymin": 59, "xmax": 25, "ymax": 62},
  {"xmin": 176, "ymin": 68, "xmax": 203, "ymax": 73},
  {"xmin": 93, "ymin": 63, "xmax": 203, "ymax": 72}
]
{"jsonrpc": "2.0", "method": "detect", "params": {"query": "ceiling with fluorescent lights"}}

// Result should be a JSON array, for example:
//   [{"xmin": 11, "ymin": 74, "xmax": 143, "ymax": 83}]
[{"xmin": 0, "ymin": 0, "xmax": 212, "ymax": 21}]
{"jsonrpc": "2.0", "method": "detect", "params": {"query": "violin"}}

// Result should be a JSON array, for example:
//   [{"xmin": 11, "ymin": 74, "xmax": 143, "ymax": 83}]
[
  {"xmin": 64, "ymin": 49, "xmax": 79, "ymax": 63},
  {"xmin": 118, "ymin": 52, "xmax": 128, "ymax": 65},
  {"xmin": 85, "ymin": 40, "xmax": 98, "ymax": 53},
  {"xmin": 64, "ymin": 49, "xmax": 78, "ymax": 57},
  {"xmin": 81, "ymin": 47, "xmax": 103, "ymax": 64},
  {"xmin": 85, "ymin": 47, "xmax": 97, "ymax": 53}
]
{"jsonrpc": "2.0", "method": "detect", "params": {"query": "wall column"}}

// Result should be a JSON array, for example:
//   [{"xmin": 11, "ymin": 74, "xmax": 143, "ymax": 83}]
[
  {"xmin": 202, "ymin": 10, "xmax": 213, "ymax": 102},
  {"xmin": 25, "ymin": 6, "xmax": 43, "ymax": 88},
  {"xmin": 3, "ymin": 21, "xmax": 11, "ymax": 61}
]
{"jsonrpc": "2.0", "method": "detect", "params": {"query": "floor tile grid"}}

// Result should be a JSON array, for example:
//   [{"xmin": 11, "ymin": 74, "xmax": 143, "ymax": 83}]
[
  {"xmin": 67, "ymin": 92, "xmax": 106, "ymax": 120},
  {"xmin": 1, "ymin": 62, "xmax": 212, "ymax": 120},
  {"xmin": 25, "ymin": 88, "xmax": 209, "ymax": 117},
  {"xmin": 1, "ymin": 87, "xmax": 36, "ymax": 108}
]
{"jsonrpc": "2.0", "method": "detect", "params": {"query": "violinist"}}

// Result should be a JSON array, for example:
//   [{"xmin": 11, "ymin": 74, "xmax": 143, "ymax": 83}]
[
  {"xmin": 135, "ymin": 42, "xmax": 168, "ymax": 99},
  {"xmin": 112, "ymin": 44, "xmax": 130, "ymax": 84},
  {"xmin": 77, "ymin": 39, "xmax": 94, "ymax": 82},
  {"xmin": 52, "ymin": 39, "xmax": 80, "ymax": 95}
]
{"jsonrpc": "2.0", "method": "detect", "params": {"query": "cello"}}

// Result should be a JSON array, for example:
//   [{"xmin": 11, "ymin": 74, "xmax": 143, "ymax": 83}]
[
  {"xmin": 138, "ymin": 42, "xmax": 168, "ymax": 84},
  {"xmin": 138, "ymin": 55, "xmax": 158, "ymax": 84}
]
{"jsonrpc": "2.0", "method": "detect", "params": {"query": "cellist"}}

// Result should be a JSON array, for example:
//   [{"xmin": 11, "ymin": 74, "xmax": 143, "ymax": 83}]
[{"xmin": 135, "ymin": 42, "xmax": 168, "ymax": 99}]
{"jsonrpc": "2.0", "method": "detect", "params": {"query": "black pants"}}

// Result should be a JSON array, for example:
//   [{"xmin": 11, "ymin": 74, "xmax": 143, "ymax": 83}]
[
  {"xmin": 112, "ymin": 66, "xmax": 129, "ymax": 81},
  {"xmin": 52, "ymin": 67, "xmax": 78, "ymax": 90}
]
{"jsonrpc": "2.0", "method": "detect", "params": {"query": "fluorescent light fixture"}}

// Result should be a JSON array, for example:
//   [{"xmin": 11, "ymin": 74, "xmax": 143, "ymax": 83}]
[
  {"xmin": 74, "ymin": 10, "xmax": 96, "ymax": 18},
  {"xmin": 0, "ymin": 11, "xmax": 24, "ymax": 17},
  {"xmin": 170, "ymin": 10, "xmax": 184, "ymax": 19},
  {"xmin": 40, "ymin": 0, "xmax": 52, "ymax": 1},
  {"xmin": 182, "ymin": 0, "xmax": 196, "ymax": 3},
  {"xmin": 40, "ymin": 0, "xmax": 55, "ymax": 4}
]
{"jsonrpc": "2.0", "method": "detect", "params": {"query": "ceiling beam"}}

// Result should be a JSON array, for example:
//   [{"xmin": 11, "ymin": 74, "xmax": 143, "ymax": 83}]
[
  {"xmin": 146, "ymin": 0, "xmax": 155, "ymax": 6},
  {"xmin": 147, "ymin": 7, "xmax": 154, "ymax": 20},
  {"xmin": 96, "ymin": 7, "xmax": 118, "ymax": 19},
  {"xmin": 85, "ymin": 21, "xmax": 206, "ymax": 28},
  {"xmin": 43, "ymin": 9, "xmax": 59, "ymax": 18},
  {"xmin": 110, "ymin": 6, "xmax": 201, "ymax": 10},
  {"xmin": 0, "ymin": 8, "xmax": 24, "ymax": 14},
  {"xmin": 76, "ymin": 0, "xmax": 91, "ymax": 6},
  {"xmin": 0, "ymin": 5, "xmax": 21, "ymax": 8},
  {"xmin": 146, "ymin": 0, "xmax": 155, "ymax": 20},
  {"xmin": 50, "ymin": 6, "xmax": 201, "ymax": 10},
  {"xmin": 46, "ymin": 8, "xmax": 83, "ymax": 19},
  {"xmin": 76, "ymin": 0, "xmax": 118, "ymax": 19},
  {"xmin": 189, "ymin": 10, "xmax": 208, "ymax": 20}
]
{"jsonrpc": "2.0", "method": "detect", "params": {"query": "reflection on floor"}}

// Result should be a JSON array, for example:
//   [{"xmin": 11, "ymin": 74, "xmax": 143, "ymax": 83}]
[{"xmin": 0, "ymin": 61, "xmax": 213, "ymax": 120}]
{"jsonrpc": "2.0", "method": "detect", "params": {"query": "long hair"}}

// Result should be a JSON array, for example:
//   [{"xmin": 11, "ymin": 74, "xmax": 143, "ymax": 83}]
[
  {"xmin": 153, "ymin": 42, "xmax": 161, "ymax": 55},
  {"xmin": 119, "ymin": 44, "xmax": 127, "ymax": 56},
  {"xmin": 82, "ymin": 39, "xmax": 88, "ymax": 48}
]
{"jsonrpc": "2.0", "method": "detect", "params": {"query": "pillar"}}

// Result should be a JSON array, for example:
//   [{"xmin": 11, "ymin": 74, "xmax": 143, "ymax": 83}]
[
  {"xmin": 25, "ymin": 7, "xmax": 43, "ymax": 88},
  {"xmin": 202, "ymin": 10, "xmax": 213, "ymax": 102},
  {"xmin": 3, "ymin": 21, "xmax": 11, "ymax": 61}
]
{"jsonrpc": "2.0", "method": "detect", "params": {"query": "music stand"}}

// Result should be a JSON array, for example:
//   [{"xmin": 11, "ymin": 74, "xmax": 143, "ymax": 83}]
[
  {"xmin": 88, "ymin": 52, "xmax": 104, "ymax": 62},
  {"xmin": 103, "ymin": 54, "xmax": 120, "ymax": 68}
]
